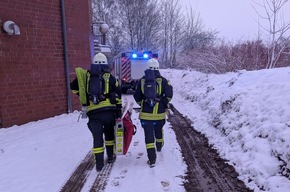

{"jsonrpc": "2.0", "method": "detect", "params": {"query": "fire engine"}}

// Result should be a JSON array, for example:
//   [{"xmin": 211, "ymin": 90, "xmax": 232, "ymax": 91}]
[{"xmin": 113, "ymin": 51, "xmax": 158, "ymax": 94}]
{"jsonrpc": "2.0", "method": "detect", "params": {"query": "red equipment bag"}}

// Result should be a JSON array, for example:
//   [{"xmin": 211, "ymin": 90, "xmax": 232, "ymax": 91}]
[{"xmin": 122, "ymin": 110, "xmax": 137, "ymax": 155}]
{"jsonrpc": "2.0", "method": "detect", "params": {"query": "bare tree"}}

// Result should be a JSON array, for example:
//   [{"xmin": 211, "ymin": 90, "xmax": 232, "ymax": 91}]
[
  {"xmin": 92, "ymin": 0, "xmax": 161, "ymax": 53},
  {"xmin": 92, "ymin": 0, "xmax": 221, "ymax": 69},
  {"xmin": 252, "ymin": 0, "xmax": 290, "ymax": 69},
  {"xmin": 159, "ymin": 0, "xmax": 184, "ymax": 68},
  {"xmin": 116, "ymin": 0, "xmax": 160, "ymax": 51},
  {"xmin": 181, "ymin": 7, "xmax": 215, "ymax": 50},
  {"xmin": 92, "ymin": 0, "xmax": 115, "ymax": 22}
]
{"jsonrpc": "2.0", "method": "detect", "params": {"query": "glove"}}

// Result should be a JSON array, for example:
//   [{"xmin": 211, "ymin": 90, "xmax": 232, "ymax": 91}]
[
  {"xmin": 116, "ymin": 104, "xmax": 122, "ymax": 119},
  {"xmin": 81, "ymin": 106, "xmax": 88, "ymax": 119}
]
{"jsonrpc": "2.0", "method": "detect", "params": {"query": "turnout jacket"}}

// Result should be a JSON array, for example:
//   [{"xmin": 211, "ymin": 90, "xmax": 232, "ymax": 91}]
[
  {"xmin": 133, "ymin": 70, "xmax": 173, "ymax": 120},
  {"xmin": 70, "ymin": 66, "xmax": 122, "ymax": 115}
]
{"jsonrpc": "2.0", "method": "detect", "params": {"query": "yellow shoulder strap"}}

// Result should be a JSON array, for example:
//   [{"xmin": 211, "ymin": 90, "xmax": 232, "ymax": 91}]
[
  {"xmin": 156, "ymin": 78, "xmax": 162, "ymax": 95},
  {"xmin": 102, "ymin": 73, "xmax": 110, "ymax": 94}
]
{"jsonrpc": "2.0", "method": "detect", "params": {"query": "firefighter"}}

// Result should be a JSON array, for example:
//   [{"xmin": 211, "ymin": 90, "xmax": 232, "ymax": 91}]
[
  {"xmin": 133, "ymin": 58, "xmax": 173, "ymax": 167},
  {"xmin": 70, "ymin": 53, "xmax": 122, "ymax": 172}
]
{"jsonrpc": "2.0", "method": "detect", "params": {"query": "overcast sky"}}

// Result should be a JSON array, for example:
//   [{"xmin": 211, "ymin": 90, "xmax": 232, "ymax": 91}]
[{"xmin": 181, "ymin": 0, "xmax": 290, "ymax": 42}]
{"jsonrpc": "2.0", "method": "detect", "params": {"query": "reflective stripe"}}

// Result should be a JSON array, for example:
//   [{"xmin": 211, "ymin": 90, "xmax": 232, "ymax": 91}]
[
  {"xmin": 146, "ymin": 143, "xmax": 155, "ymax": 149},
  {"xmin": 139, "ymin": 112, "xmax": 166, "ymax": 120},
  {"xmin": 153, "ymin": 102, "xmax": 159, "ymax": 114},
  {"xmin": 87, "ymin": 99, "xmax": 115, "ymax": 112},
  {"xmin": 86, "ymin": 73, "xmax": 90, "ymax": 94},
  {"xmin": 156, "ymin": 135, "xmax": 164, "ymax": 148},
  {"xmin": 116, "ymin": 98, "xmax": 122, "ymax": 105},
  {"xmin": 141, "ymin": 79, "xmax": 145, "ymax": 94},
  {"xmin": 115, "ymin": 80, "xmax": 122, "ymax": 104},
  {"xmin": 156, "ymin": 78, "xmax": 162, "ymax": 95},
  {"xmin": 156, "ymin": 129, "xmax": 164, "ymax": 144},
  {"xmin": 156, "ymin": 138, "xmax": 163, "ymax": 143},
  {"xmin": 105, "ymin": 140, "xmax": 115, "ymax": 146},
  {"xmin": 92, "ymin": 147, "xmax": 104, "ymax": 154},
  {"xmin": 103, "ymin": 73, "xmax": 110, "ymax": 94}
]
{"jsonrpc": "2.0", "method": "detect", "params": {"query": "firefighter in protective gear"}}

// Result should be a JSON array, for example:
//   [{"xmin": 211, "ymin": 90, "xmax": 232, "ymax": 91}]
[
  {"xmin": 70, "ymin": 52, "xmax": 122, "ymax": 172},
  {"xmin": 133, "ymin": 58, "xmax": 173, "ymax": 167}
]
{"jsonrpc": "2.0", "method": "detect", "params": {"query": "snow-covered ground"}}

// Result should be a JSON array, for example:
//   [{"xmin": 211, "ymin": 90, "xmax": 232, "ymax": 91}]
[{"xmin": 0, "ymin": 67, "xmax": 289, "ymax": 192}]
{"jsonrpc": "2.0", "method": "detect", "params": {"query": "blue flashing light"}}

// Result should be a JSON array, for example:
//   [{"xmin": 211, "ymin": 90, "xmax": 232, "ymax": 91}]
[
  {"xmin": 143, "ymin": 53, "xmax": 149, "ymax": 59},
  {"xmin": 132, "ymin": 53, "xmax": 138, "ymax": 58},
  {"xmin": 130, "ymin": 52, "xmax": 153, "ymax": 59}
]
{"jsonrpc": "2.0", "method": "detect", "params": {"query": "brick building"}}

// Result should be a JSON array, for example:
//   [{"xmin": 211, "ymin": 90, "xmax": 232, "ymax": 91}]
[{"xmin": 0, "ymin": 0, "xmax": 94, "ymax": 128}]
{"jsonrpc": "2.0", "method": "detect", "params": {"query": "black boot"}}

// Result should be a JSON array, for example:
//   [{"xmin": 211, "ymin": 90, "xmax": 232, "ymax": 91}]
[
  {"xmin": 156, "ymin": 140, "xmax": 164, "ymax": 152},
  {"xmin": 147, "ymin": 159, "xmax": 156, "ymax": 168},
  {"xmin": 108, "ymin": 154, "xmax": 116, "ymax": 163},
  {"xmin": 156, "ymin": 143, "xmax": 162, "ymax": 152},
  {"xmin": 147, "ymin": 148, "xmax": 156, "ymax": 167},
  {"xmin": 106, "ymin": 145, "xmax": 116, "ymax": 163},
  {"xmin": 95, "ymin": 153, "xmax": 104, "ymax": 172}
]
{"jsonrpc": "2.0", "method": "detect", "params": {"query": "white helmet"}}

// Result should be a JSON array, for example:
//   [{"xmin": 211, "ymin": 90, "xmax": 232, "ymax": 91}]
[
  {"xmin": 93, "ymin": 53, "xmax": 108, "ymax": 65},
  {"xmin": 147, "ymin": 58, "xmax": 159, "ymax": 70}
]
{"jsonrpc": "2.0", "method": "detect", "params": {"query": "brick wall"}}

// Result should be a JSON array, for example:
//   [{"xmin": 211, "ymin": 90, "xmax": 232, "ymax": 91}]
[{"xmin": 0, "ymin": 0, "xmax": 93, "ymax": 128}]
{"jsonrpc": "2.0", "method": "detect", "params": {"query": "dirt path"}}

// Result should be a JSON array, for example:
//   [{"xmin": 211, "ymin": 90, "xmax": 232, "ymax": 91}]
[
  {"xmin": 167, "ymin": 104, "xmax": 252, "ymax": 192},
  {"xmin": 59, "ymin": 152, "xmax": 114, "ymax": 192},
  {"xmin": 60, "ymin": 152, "xmax": 94, "ymax": 192}
]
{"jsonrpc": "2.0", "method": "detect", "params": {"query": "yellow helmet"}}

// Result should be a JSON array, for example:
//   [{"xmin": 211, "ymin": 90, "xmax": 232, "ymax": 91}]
[
  {"xmin": 147, "ymin": 58, "xmax": 159, "ymax": 70},
  {"xmin": 93, "ymin": 53, "xmax": 108, "ymax": 65}
]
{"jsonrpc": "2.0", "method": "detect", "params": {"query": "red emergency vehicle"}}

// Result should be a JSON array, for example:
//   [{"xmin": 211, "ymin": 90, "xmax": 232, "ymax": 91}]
[{"xmin": 113, "ymin": 51, "xmax": 158, "ymax": 93}]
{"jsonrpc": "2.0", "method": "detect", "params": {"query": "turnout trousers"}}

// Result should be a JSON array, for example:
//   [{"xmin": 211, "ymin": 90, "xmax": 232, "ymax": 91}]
[
  {"xmin": 140, "ymin": 119, "xmax": 165, "ymax": 163},
  {"xmin": 87, "ymin": 110, "xmax": 116, "ymax": 167}
]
